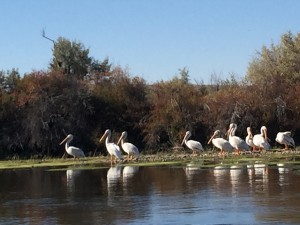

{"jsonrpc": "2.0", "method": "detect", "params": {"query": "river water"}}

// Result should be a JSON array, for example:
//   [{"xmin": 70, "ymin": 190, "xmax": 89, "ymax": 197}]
[{"xmin": 0, "ymin": 163, "xmax": 300, "ymax": 225}]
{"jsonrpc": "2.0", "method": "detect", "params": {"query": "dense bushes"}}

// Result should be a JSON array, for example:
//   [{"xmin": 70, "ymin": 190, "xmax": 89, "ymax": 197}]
[{"xmin": 1, "ymin": 31, "xmax": 300, "ymax": 158}]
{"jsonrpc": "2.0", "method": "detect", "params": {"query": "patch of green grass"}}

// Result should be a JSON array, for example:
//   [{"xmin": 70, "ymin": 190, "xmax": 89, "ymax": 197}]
[{"xmin": 1, "ymin": 151, "xmax": 300, "ymax": 170}]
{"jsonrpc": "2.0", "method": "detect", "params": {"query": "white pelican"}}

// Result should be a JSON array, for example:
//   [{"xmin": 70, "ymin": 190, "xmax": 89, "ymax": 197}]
[
  {"xmin": 207, "ymin": 130, "xmax": 233, "ymax": 156},
  {"xmin": 60, "ymin": 134, "xmax": 85, "ymax": 159},
  {"xmin": 117, "ymin": 131, "xmax": 139, "ymax": 161},
  {"xmin": 245, "ymin": 127, "xmax": 256, "ymax": 150},
  {"xmin": 275, "ymin": 131, "xmax": 295, "ymax": 150},
  {"xmin": 181, "ymin": 131, "xmax": 204, "ymax": 154},
  {"xmin": 253, "ymin": 126, "xmax": 271, "ymax": 151},
  {"xmin": 99, "ymin": 129, "xmax": 123, "ymax": 163},
  {"xmin": 226, "ymin": 123, "xmax": 250, "ymax": 155}
]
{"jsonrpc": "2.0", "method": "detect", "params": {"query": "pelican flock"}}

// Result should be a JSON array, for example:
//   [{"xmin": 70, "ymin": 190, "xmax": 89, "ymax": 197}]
[
  {"xmin": 60, "ymin": 123, "xmax": 296, "ymax": 163},
  {"xmin": 60, "ymin": 134, "xmax": 85, "ymax": 159}
]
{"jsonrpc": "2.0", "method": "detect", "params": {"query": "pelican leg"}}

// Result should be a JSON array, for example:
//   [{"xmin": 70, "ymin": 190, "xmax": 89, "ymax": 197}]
[
  {"xmin": 219, "ymin": 149, "xmax": 223, "ymax": 157},
  {"xmin": 220, "ymin": 149, "xmax": 225, "ymax": 159},
  {"xmin": 234, "ymin": 149, "xmax": 241, "ymax": 156}
]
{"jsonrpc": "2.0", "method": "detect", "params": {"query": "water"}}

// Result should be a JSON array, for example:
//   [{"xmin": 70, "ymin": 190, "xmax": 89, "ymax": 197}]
[{"xmin": 0, "ymin": 163, "xmax": 300, "ymax": 225}]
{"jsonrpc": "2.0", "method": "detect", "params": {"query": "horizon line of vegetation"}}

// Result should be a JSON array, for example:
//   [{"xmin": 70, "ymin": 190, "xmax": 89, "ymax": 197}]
[{"xmin": 1, "ymin": 31, "xmax": 300, "ymax": 159}]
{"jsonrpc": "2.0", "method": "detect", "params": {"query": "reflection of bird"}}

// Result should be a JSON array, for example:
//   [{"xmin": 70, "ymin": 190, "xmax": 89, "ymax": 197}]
[
  {"xmin": 213, "ymin": 166, "xmax": 229, "ymax": 187},
  {"xmin": 227, "ymin": 123, "xmax": 249, "ymax": 155},
  {"xmin": 107, "ymin": 166, "xmax": 122, "ymax": 180},
  {"xmin": 99, "ymin": 129, "xmax": 122, "ymax": 164},
  {"xmin": 184, "ymin": 163, "xmax": 203, "ymax": 181},
  {"xmin": 245, "ymin": 127, "xmax": 256, "ymax": 150},
  {"xmin": 107, "ymin": 166, "xmax": 122, "ymax": 191},
  {"xmin": 207, "ymin": 130, "xmax": 233, "ymax": 156},
  {"xmin": 122, "ymin": 166, "xmax": 139, "ymax": 192},
  {"xmin": 253, "ymin": 126, "xmax": 270, "ymax": 151},
  {"xmin": 66, "ymin": 169, "xmax": 81, "ymax": 191},
  {"xmin": 181, "ymin": 131, "xmax": 203, "ymax": 154},
  {"xmin": 117, "ymin": 131, "xmax": 139, "ymax": 161},
  {"xmin": 275, "ymin": 131, "xmax": 295, "ymax": 150},
  {"xmin": 230, "ymin": 167, "xmax": 243, "ymax": 185},
  {"xmin": 123, "ymin": 166, "xmax": 139, "ymax": 180},
  {"xmin": 60, "ymin": 134, "xmax": 85, "ymax": 159},
  {"xmin": 277, "ymin": 164, "xmax": 289, "ymax": 174}
]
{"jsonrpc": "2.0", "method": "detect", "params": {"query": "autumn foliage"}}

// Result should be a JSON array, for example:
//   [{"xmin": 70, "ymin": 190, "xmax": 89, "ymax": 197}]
[{"xmin": 1, "ymin": 31, "xmax": 300, "ymax": 158}]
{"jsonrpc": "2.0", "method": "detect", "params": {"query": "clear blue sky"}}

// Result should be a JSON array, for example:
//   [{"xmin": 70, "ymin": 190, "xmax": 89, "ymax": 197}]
[{"xmin": 1, "ymin": 0, "xmax": 300, "ymax": 84}]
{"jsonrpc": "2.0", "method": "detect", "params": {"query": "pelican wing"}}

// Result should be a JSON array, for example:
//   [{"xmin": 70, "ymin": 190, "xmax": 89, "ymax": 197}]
[
  {"xmin": 212, "ymin": 138, "xmax": 233, "ymax": 151},
  {"xmin": 229, "ymin": 136, "xmax": 250, "ymax": 151},
  {"xmin": 284, "ymin": 131, "xmax": 295, "ymax": 147},
  {"xmin": 261, "ymin": 141, "xmax": 271, "ymax": 150},
  {"xmin": 107, "ymin": 143, "xmax": 122, "ymax": 160},
  {"xmin": 67, "ymin": 146, "xmax": 85, "ymax": 158},
  {"xmin": 245, "ymin": 136, "xmax": 255, "ymax": 148},
  {"xmin": 186, "ymin": 140, "xmax": 203, "ymax": 151},
  {"xmin": 122, "ymin": 142, "xmax": 139, "ymax": 156},
  {"xmin": 253, "ymin": 134, "xmax": 270, "ymax": 150},
  {"xmin": 279, "ymin": 132, "xmax": 295, "ymax": 147}
]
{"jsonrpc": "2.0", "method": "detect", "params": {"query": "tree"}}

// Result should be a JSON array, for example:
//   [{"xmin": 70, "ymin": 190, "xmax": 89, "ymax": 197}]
[
  {"xmin": 0, "ymin": 69, "xmax": 20, "ymax": 92},
  {"xmin": 50, "ymin": 37, "xmax": 91, "ymax": 79},
  {"xmin": 172, "ymin": 67, "xmax": 190, "ymax": 84},
  {"xmin": 143, "ymin": 77, "xmax": 208, "ymax": 150},
  {"xmin": 245, "ymin": 31, "xmax": 300, "ymax": 133},
  {"xmin": 85, "ymin": 57, "xmax": 112, "ymax": 84},
  {"xmin": 90, "ymin": 66, "xmax": 149, "ymax": 153},
  {"xmin": 246, "ymin": 31, "xmax": 300, "ymax": 88}
]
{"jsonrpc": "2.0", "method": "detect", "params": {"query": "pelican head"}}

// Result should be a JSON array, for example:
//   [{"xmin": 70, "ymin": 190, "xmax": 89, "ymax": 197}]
[
  {"xmin": 247, "ymin": 127, "xmax": 253, "ymax": 137},
  {"xmin": 207, "ymin": 130, "xmax": 221, "ymax": 144},
  {"xmin": 99, "ymin": 129, "xmax": 111, "ymax": 143},
  {"xmin": 261, "ymin": 126, "xmax": 267, "ymax": 131},
  {"xmin": 117, "ymin": 131, "xmax": 128, "ymax": 145},
  {"xmin": 181, "ymin": 131, "xmax": 192, "ymax": 145},
  {"xmin": 60, "ymin": 134, "xmax": 73, "ymax": 145},
  {"xmin": 226, "ymin": 123, "xmax": 236, "ymax": 137},
  {"xmin": 261, "ymin": 126, "xmax": 268, "ymax": 139}
]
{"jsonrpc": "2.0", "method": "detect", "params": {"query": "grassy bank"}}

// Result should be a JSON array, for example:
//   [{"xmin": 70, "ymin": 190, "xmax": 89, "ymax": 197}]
[{"xmin": 1, "ymin": 149, "xmax": 300, "ymax": 170}]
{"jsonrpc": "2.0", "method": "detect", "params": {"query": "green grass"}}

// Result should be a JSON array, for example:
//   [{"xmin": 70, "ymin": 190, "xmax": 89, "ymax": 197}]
[{"xmin": 0, "ymin": 150, "xmax": 300, "ymax": 170}]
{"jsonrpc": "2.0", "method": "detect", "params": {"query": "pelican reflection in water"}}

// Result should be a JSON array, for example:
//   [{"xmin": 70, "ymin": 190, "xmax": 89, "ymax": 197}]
[
  {"xmin": 122, "ymin": 166, "xmax": 139, "ymax": 194},
  {"xmin": 66, "ymin": 169, "xmax": 81, "ymax": 192},
  {"xmin": 230, "ymin": 166, "xmax": 244, "ymax": 194},
  {"xmin": 184, "ymin": 163, "xmax": 203, "ymax": 182}
]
